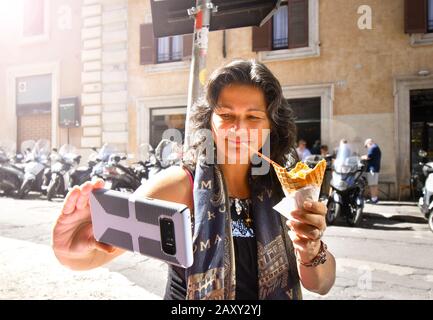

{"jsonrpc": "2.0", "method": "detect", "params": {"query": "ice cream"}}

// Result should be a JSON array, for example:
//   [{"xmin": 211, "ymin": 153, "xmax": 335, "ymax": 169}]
[{"xmin": 272, "ymin": 159, "xmax": 327, "ymax": 196}]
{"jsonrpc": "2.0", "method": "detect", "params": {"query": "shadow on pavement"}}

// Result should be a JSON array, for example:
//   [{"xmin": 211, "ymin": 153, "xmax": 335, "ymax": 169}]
[
  {"xmin": 329, "ymin": 212, "xmax": 427, "ymax": 231},
  {"xmin": 364, "ymin": 212, "xmax": 427, "ymax": 224},
  {"xmin": 374, "ymin": 201, "xmax": 418, "ymax": 207}
]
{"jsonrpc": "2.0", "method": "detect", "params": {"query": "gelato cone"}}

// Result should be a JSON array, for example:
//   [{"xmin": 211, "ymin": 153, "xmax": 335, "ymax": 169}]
[{"xmin": 272, "ymin": 159, "xmax": 327, "ymax": 195}]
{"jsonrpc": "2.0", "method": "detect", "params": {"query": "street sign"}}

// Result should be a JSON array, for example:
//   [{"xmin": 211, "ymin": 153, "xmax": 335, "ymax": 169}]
[{"xmin": 150, "ymin": 0, "xmax": 281, "ymax": 37}]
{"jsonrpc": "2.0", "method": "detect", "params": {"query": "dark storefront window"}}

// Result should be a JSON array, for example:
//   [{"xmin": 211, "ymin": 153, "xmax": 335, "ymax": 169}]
[
  {"xmin": 16, "ymin": 74, "xmax": 52, "ymax": 116},
  {"xmin": 429, "ymin": 0, "xmax": 433, "ymax": 33},
  {"xmin": 149, "ymin": 107, "xmax": 186, "ymax": 148},
  {"xmin": 410, "ymin": 89, "xmax": 433, "ymax": 171},
  {"xmin": 287, "ymin": 97, "xmax": 321, "ymax": 150}
]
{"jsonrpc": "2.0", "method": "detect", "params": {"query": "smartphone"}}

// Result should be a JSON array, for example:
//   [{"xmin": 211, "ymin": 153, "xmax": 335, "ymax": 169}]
[{"xmin": 89, "ymin": 188, "xmax": 194, "ymax": 268}]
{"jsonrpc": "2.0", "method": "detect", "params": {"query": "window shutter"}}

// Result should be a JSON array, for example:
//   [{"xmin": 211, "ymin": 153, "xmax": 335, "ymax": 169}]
[
  {"xmin": 252, "ymin": 20, "xmax": 272, "ymax": 52},
  {"xmin": 183, "ymin": 33, "xmax": 193, "ymax": 58},
  {"xmin": 404, "ymin": 0, "xmax": 427, "ymax": 34},
  {"xmin": 140, "ymin": 24, "xmax": 155, "ymax": 65},
  {"xmin": 288, "ymin": 0, "xmax": 309, "ymax": 49}
]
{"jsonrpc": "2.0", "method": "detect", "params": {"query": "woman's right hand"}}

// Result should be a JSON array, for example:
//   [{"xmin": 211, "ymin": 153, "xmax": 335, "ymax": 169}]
[{"xmin": 52, "ymin": 179, "xmax": 115, "ymax": 267}]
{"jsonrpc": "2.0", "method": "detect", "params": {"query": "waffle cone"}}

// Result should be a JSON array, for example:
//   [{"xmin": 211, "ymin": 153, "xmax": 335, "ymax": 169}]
[{"xmin": 272, "ymin": 159, "xmax": 327, "ymax": 194}]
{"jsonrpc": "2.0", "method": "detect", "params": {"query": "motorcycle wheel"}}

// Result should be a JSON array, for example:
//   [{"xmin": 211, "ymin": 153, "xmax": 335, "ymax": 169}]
[
  {"xmin": 326, "ymin": 199, "xmax": 341, "ymax": 225},
  {"xmin": 2, "ymin": 188, "xmax": 14, "ymax": 197},
  {"xmin": 46, "ymin": 179, "xmax": 59, "ymax": 201},
  {"xmin": 428, "ymin": 210, "xmax": 433, "ymax": 233},
  {"xmin": 346, "ymin": 204, "xmax": 363, "ymax": 227},
  {"xmin": 18, "ymin": 180, "xmax": 31, "ymax": 199}
]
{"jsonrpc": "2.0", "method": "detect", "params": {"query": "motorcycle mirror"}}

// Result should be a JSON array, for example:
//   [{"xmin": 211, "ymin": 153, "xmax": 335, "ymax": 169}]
[
  {"xmin": 418, "ymin": 150, "xmax": 428, "ymax": 158},
  {"xmin": 121, "ymin": 156, "xmax": 127, "ymax": 160},
  {"xmin": 114, "ymin": 155, "xmax": 121, "ymax": 162}
]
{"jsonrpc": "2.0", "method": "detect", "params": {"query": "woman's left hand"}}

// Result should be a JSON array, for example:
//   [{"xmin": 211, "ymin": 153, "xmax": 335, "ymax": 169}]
[{"xmin": 286, "ymin": 200, "xmax": 327, "ymax": 264}]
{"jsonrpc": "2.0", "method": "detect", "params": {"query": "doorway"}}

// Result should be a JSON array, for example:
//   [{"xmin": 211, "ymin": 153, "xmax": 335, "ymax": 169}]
[
  {"xmin": 15, "ymin": 73, "xmax": 52, "ymax": 150},
  {"xmin": 410, "ymin": 89, "xmax": 433, "ymax": 172},
  {"xmin": 286, "ymin": 97, "xmax": 321, "ymax": 153}
]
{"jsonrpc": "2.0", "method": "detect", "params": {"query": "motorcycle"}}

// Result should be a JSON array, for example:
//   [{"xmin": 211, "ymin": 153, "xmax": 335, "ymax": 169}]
[
  {"xmin": 326, "ymin": 153, "xmax": 368, "ymax": 227},
  {"xmin": 133, "ymin": 143, "xmax": 159, "ymax": 184},
  {"xmin": 18, "ymin": 139, "xmax": 51, "ymax": 199},
  {"xmin": 0, "ymin": 141, "xmax": 24, "ymax": 197},
  {"xmin": 154, "ymin": 139, "xmax": 183, "ymax": 171},
  {"xmin": 416, "ymin": 149, "xmax": 433, "ymax": 232},
  {"xmin": 99, "ymin": 139, "xmax": 183, "ymax": 192},
  {"xmin": 90, "ymin": 144, "xmax": 117, "ymax": 181},
  {"xmin": 102, "ymin": 153, "xmax": 141, "ymax": 192},
  {"xmin": 45, "ymin": 144, "xmax": 82, "ymax": 201},
  {"xmin": 69, "ymin": 150, "xmax": 97, "ymax": 189}
]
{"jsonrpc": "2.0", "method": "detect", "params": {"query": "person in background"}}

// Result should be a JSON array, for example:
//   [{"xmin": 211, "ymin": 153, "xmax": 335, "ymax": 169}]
[
  {"xmin": 333, "ymin": 139, "xmax": 352, "ymax": 169},
  {"xmin": 311, "ymin": 140, "xmax": 321, "ymax": 155},
  {"xmin": 320, "ymin": 145, "xmax": 329, "ymax": 158},
  {"xmin": 296, "ymin": 139, "xmax": 312, "ymax": 161},
  {"xmin": 362, "ymin": 138, "xmax": 382, "ymax": 204},
  {"xmin": 319, "ymin": 145, "xmax": 332, "ymax": 199},
  {"xmin": 338, "ymin": 139, "xmax": 352, "ymax": 159}
]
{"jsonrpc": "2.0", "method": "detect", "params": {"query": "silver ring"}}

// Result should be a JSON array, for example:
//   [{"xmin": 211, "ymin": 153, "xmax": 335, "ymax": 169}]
[{"xmin": 317, "ymin": 229, "xmax": 324, "ymax": 240}]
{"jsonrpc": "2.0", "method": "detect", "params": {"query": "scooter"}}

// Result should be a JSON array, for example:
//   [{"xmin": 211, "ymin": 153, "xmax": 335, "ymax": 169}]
[
  {"xmin": 102, "ymin": 153, "xmax": 141, "ymax": 192},
  {"xmin": 154, "ymin": 139, "xmax": 183, "ymax": 171},
  {"xmin": 416, "ymin": 150, "xmax": 433, "ymax": 232},
  {"xmin": 18, "ymin": 139, "xmax": 51, "ymax": 199},
  {"xmin": 0, "ymin": 142, "xmax": 24, "ymax": 197},
  {"xmin": 90, "ymin": 144, "xmax": 117, "ymax": 181},
  {"xmin": 69, "ymin": 152, "xmax": 96, "ymax": 189},
  {"xmin": 134, "ymin": 143, "xmax": 161, "ymax": 183},
  {"xmin": 326, "ymin": 155, "xmax": 368, "ymax": 227},
  {"xmin": 46, "ymin": 144, "xmax": 82, "ymax": 201}
]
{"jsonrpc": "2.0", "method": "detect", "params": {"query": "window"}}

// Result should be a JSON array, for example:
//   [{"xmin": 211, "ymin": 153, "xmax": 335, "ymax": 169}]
[
  {"xmin": 149, "ymin": 107, "xmax": 186, "ymax": 148},
  {"xmin": 140, "ymin": 24, "xmax": 193, "ymax": 68},
  {"xmin": 252, "ymin": 0, "xmax": 319, "ymax": 61},
  {"xmin": 405, "ymin": 0, "xmax": 433, "ymax": 34},
  {"xmin": 273, "ymin": 6, "xmax": 288, "ymax": 50},
  {"xmin": 405, "ymin": 0, "xmax": 433, "ymax": 45},
  {"xmin": 22, "ymin": 0, "xmax": 48, "ymax": 41},
  {"xmin": 428, "ymin": 0, "xmax": 433, "ymax": 33},
  {"xmin": 254, "ymin": 1, "xmax": 309, "ymax": 52},
  {"xmin": 16, "ymin": 74, "xmax": 52, "ymax": 116},
  {"xmin": 157, "ymin": 35, "xmax": 183, "ymax": 63},
  {"xmin": 287, "ymin": 97, "xmax": 321, "ymax": 150}
]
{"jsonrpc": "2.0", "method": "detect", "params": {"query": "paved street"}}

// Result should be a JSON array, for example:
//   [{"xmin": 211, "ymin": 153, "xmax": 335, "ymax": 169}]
[{"xmin": 0, "ymin": 193, "xmax": 432, "ymax": 300}]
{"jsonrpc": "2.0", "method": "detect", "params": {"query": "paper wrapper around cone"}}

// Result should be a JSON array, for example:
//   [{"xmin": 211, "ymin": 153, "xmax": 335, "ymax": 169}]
[{"xmin": 272, "ymin": 159, "xmax": 327, "ymax": 220}]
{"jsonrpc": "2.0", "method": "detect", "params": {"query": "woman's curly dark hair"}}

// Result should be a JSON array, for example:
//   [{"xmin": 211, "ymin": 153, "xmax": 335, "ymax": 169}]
[{"xmin": 183, "ymin": 59, "xmax": 298, "ymax": 195}]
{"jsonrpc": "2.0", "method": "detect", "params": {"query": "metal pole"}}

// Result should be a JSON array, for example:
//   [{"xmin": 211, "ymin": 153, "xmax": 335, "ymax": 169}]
[{"xmin": 184, "ymin": 0, "xmax": 215, "ymax": 150}]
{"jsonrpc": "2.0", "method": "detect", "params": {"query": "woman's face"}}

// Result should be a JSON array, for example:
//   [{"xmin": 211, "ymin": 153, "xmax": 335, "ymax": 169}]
[{"xmin": 211, "ymin": 84, "xmax": 271, "ymax": 164}]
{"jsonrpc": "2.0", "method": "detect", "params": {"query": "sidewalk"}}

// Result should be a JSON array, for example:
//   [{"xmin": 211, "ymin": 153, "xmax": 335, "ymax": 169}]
[{"xmin": 0, "ymin": 236, "xmax": 161, "ymax": 300}]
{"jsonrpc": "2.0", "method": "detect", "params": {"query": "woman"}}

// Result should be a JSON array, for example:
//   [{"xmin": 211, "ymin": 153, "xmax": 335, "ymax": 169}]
[{"xmin": 52, "ymin": 59, "xmax": 336, "ymax": 300}]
